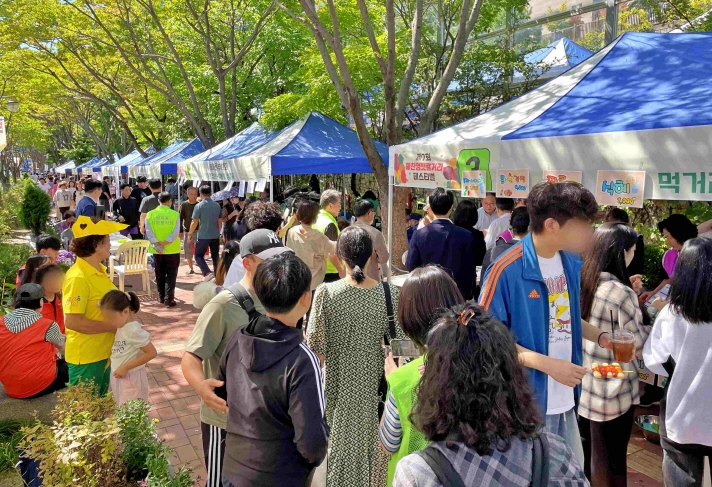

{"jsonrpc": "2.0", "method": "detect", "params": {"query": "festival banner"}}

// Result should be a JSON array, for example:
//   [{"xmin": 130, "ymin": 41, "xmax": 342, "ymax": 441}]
[
  {"xmin": 542, "ymin": 170, "xmax": 582, "ymax": 184},
  {"xmin": 393, "ymin": 149, "xmax": 491, "ymax": 190},
  {"xmin": 595, "ymin": 170, "xmax": 645, "ymax": 208},
  {"xmin": 496, "ymin": 169, "xmax": 530, "ymax": 198},
  {"xmin": 0, "ymin": 117, "xmax": 6, "ymax": 152},
  {"xmin": 461, "ymin": 171, "xmax": 487, "ymax": 198}
]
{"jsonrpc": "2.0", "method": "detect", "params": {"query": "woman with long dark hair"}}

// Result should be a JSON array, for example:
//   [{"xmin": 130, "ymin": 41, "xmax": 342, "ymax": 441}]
[
  {"xmin": 644, "ymin": 237, "xmax": 712, "ymax": 486},
  {"xmin": 578, "ymin": 223, "xmax": 650, "ymax": 487},
  {"xmin": 214, "ymin": 240, "xmax": 240, "ymax": 286},
  {"xmin": 18, "ymin": 255, "xmax": 50, "ymax": 287},
  {"xmin": 452, "ymin": 199, "xmax": 486, "ymax": 269},
  {"xmin": 393, "ymin": 304, "xmax": 588, "ymax": 486},
  {"xmin": 379, "ymin": 266, "xmax": 464, "ymax": 486},
  {"xmin": 307, "ymin": 226, "xmax": 405, "ymax": 487}
]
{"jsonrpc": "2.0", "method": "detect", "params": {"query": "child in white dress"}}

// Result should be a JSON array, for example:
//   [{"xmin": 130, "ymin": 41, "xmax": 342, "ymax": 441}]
[{"xmin": 99, "ymin": 290, "xmax": 157, "ymax": 405}]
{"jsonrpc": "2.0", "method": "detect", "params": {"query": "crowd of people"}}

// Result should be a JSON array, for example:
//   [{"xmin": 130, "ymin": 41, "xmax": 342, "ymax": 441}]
[{"xmin": 4, "ymin": 173, "xmax": 712, "ymax": 487}]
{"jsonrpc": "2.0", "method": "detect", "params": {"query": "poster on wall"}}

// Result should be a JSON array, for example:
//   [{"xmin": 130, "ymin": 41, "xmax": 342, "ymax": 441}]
[
  {"xmin": 461, "ymin": 171, "xmax": 487, "ymax": 198},
  {"xmin": 595, "ymin": 170, "xmax": 645, "ymax": 208},
  {"xmin": 542, "ymin": 170, "xmax": 582, "ymax": 184},
  {"xmin": 496, "ymin": 169, "xmax": 530, "ymax": 198},
  {"xmin": 393, "ymin": 149, "xmax": 491, "ymax": 190}
]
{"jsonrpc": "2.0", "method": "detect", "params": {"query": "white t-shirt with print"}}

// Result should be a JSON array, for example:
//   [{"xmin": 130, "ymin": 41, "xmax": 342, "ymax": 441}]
[
  {"xmin": 111, "ymin": 321, "xmax": 151, "ymax": 370},
  {"xmin": 538, "ymin": 252, "xmax": 575, "ymax": 416}
]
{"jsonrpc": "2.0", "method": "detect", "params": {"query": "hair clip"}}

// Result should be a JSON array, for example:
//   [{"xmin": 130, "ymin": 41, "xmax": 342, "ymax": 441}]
[{"xmin": 458, "ymin": 308, "xmax": 475, "ymax": 327}]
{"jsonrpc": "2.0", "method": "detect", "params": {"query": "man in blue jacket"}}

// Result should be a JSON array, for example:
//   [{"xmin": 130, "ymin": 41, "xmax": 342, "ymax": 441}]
[
  {"xmin": 406, "ymin": 188, "xmax": 475, "ymax": 298},
  {"xmin": 480, "ymin": 181, "xmax": 613, "ymax": 466}
]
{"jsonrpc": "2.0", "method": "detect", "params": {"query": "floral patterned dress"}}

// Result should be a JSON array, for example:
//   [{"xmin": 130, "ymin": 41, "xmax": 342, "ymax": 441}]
[{"xmin": 307, "ymin": 280, "xmax": 405, "ymax": 487}]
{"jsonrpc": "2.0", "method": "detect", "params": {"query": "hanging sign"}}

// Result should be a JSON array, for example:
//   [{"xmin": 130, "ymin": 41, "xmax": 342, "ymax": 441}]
[
  {"xmin": 246, "ymin": 180, "xmax": 255, "ymax": 194},
  {"xmin": 0, "ymin": 117, "xmax": 6, "ymax": 152},
  {"xmin": 255, "ymin": 178, "xmax": 267, "ymax": 192},
  {"xmin": 393, "ymin": 148, "xmax": 491, "ymax": 191},
  {"xmin": 595, "ymin": 170, "xmax": 645, "ymax": 208},
  {"xmin": 542, "ymin": 170, "xmax": 582, "ymax": 184},
  {"xmin": 238, "ymin": 181, "xmax": 246, "ymax": 197},
  {"xmin": 496, "ymin": 169, "xmax": 530, "ymax": 198},
  {"xmin": 461, "ymin": 171, "xmax": 487, "ymax": 198}
]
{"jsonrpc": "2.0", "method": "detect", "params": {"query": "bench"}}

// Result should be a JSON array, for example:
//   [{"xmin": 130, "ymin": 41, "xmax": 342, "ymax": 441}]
[{"xmin": 0, "ymin": 383, "xmax": 59, "ymax": 424}]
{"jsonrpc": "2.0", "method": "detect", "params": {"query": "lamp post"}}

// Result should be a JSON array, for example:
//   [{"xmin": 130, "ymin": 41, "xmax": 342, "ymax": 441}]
[{"xmin": 6, "ymin": 99, "xmax": 19, "ymax": 113}]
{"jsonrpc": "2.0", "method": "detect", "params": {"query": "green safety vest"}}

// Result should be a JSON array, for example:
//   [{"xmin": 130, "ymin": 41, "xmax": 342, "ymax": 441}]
[
  {"xmin": 386, "ymin": 355, "xmax": 428, "ymax": 486},
  {"xmin": 146, "ymin": 205, "xmax": 181, "ymax": 255},
  {"xmin": 312, "ymin": 209, "xmax": 340, "ymax": 274}
]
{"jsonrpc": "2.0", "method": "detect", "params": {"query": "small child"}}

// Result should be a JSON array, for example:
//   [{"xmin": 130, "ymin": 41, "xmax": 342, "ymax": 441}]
[
  {"xmin": 99, "ymin": 290, "xmax": 157, "ymax": 405},
  {"xmin": 60, "ymin": 210, "xmax": 76, "ymax": 232}
]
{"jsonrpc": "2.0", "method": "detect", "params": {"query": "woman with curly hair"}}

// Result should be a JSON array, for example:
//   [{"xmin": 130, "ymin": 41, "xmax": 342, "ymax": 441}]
[{"xmin": 393, "ymin": 304, "xmax": 589, "ymax": 487}]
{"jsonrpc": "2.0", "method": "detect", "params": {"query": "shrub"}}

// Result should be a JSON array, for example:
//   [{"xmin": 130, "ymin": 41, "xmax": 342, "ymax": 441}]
[
  {"xmin": 19, "ymin": 183, "xmax": 51, "ymax": 236},
  {"xmin": 0, "ymin": 242, "xmax": 32, "ymax": 285},
  {"xmin": 20, "ymin": 384, "xmax": 196, "ymax": 487},
  {"xmin": 0, "ymin": 180, "xmax": 28, "ymax": 237},
  {"xmin": 0, "ymin": 420, "xmax": 32, "ymax": 474}
]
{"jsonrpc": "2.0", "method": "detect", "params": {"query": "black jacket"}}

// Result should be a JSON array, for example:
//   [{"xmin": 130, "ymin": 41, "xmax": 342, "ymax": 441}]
[
  {"xmin": 112, "ymin": 196, "xmax": 140, "ymax": 228},
  {"xmin": 218, "ymin": 316, "xmax": 328, "ymax": 487}
]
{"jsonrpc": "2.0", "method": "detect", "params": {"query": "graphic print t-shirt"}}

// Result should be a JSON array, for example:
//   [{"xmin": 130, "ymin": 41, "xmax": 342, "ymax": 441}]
[{"xmin": 538, "ymin": 252, "xmax": 575, "ymax": 416}]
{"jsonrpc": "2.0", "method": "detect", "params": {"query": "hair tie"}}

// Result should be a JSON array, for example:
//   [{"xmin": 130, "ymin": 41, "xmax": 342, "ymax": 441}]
[{"xmin": 458, "ymin": 308, "xmax": 475, "ymax": 327}]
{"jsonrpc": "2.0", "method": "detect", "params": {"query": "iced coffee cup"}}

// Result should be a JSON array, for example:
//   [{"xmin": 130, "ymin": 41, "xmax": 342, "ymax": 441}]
[{"xmin": 611, "ymin": 330, "xmax": 635, "ymax": 363}]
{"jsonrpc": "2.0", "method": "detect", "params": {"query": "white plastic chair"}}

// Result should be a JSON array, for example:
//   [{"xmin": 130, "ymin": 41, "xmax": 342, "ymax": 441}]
[{"xmin": 109, "ymin": 240, "xmax": 151, "ymax": 294}]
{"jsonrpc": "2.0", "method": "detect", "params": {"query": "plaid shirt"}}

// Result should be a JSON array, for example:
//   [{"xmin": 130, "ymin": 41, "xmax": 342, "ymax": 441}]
[
  {"xmin": 579, "ymin": 272, "xmax": 651, "ymax": 422},
  {"xmin": 393, "ymin": 433, "xmax": 589, "ymax": 487}
]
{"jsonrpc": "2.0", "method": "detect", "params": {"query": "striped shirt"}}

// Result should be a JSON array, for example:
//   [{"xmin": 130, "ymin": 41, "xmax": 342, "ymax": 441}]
[
  {"xmin": 4, "ymin": 308, "xmax": 65, "ymax": 348},
  {"xmin": 379, "ymin": 392, "xmax": 403, "ymax": 453}
]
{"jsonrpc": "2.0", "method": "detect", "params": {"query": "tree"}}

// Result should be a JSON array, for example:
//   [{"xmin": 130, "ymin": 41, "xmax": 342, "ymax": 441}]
[{"xmin": 276, "ymin": 0, "xmax": 527, "ymax": 261}]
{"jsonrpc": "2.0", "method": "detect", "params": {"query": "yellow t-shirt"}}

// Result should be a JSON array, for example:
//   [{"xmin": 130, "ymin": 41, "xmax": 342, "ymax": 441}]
[{"xmin": 62, "ymin": 258, "xmax": 117, "ymax": 364}]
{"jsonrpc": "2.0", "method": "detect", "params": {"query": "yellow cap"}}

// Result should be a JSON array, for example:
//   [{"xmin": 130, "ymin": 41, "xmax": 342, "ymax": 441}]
[{"xmin": 72, "ymin": 215, "xmax": 128, "ymax": 238}]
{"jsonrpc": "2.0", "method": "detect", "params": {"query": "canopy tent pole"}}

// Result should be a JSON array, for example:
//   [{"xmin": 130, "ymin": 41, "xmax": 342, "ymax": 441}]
[
  {"xmin": 269, "ymin": 176, "xmax": 274, "ymax": 202},
  {"xmin": 342, "ymin": 174, "xmax": 346, "ymax": 217},
  {"xmin": 386, "ymin": 174, "xmax": 394, "ymax": 284}
]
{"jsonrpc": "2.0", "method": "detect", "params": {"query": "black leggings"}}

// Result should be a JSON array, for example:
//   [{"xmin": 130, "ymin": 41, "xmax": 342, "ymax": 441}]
[
  {"xmin": 579, "ymin": 407, "xmax": 635, "ymax": 487},
  {"xmin": 27, "ymin": 359, "xmax": 69, "ymax": 399}
]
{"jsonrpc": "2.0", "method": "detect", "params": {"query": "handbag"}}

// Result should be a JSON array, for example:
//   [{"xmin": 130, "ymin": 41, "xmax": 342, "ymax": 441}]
[
  {"xmin": 377, "ymin": 282, "xmax": 396, "ymax": 419},
  {"xmin": 414, "ymin": 434, "xmax": 549, "ymax": 487}
]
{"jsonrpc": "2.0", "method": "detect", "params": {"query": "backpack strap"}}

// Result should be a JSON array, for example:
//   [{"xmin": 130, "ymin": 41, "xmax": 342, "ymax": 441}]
[
  {"xmin": 531, "ymin": 433, "xmax": 550, "ymax": 487},
  {"xmin": 382, "ymin": 282, "xmax": 396, "ymax": 344},
  {"xmin": 415, "ymin": 445, "xmax": 466, "ymax": 487},
  {"xmin": 226, "ymin": 283, "xmax": 260, "ymax": 321}
]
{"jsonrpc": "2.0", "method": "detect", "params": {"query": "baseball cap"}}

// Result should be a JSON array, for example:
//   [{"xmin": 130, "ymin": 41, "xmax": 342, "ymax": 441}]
[
  {"xmin": 408, "ymin": 213, "xmax": 422, "ymax": 222},
  {"xmin": 16, "ymin": 283, "xmax": 44, "ymax": 303},
  {"xmin": 240, "ymin": 229, "xmax": 294, "ymax": 259}
]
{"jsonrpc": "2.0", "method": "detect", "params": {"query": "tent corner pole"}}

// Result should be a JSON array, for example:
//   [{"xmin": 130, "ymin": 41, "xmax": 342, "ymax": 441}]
[
  {"xmin": 387, "ymin": 174, "xmax": 394, "ymax": 284},
  {"xmin": 269, "ymin": 176, "xmax": 273, "ymax": 203}
]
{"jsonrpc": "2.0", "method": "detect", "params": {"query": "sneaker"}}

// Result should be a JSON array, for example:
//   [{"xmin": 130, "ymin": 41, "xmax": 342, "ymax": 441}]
[
  {"xmin": 165, "ymin": 300, "xmax": 177, "ymax": 308},
  {"xmin": 186, "ymin": 269, "xmax": 195, "ymax": 275},
  {"xmin": 204, "ymin": 272, "xmax": 215, "ymax": 282},
  {"xmin": 158, "ymin": 296, "xmax": 165, "ymax": 304}
]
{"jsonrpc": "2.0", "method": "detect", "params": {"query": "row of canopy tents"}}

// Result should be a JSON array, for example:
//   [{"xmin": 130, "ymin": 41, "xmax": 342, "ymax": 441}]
[{"xmin": 101, "ymin": 138, "xmax": 206, "ymax": 180}]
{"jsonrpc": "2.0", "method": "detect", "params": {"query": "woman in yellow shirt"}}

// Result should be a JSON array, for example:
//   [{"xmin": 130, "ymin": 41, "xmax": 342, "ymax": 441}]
[{"xmin": 63, "ymin": 217, "xmax": 127, "ymax": 395}]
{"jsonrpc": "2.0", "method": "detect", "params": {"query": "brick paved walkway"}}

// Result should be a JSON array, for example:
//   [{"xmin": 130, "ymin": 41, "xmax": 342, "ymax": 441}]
[{"xmin": 128, "ymin": 261, "xmax": 664, "ymax": 486}]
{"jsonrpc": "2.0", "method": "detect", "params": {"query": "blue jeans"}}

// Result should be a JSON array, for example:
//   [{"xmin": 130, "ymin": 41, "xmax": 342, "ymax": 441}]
[
  {"xmin": 546, "ymin": 408, "xmax": 584, "ymax": 467},
  {"xmin": 194, "ymin": 238, "xmax": 220, "ymax": 276}
]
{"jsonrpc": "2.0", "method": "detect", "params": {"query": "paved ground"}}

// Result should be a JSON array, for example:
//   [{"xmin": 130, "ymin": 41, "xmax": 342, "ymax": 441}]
[{"xmin": 127, "ymin": 260, "xmax": 664, "ymax": 486}]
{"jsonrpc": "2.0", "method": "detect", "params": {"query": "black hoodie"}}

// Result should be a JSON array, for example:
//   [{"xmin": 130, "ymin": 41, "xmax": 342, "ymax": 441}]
[{"xmin": 218, "ymin": 316, "xmax": 329, "ymax": 487}]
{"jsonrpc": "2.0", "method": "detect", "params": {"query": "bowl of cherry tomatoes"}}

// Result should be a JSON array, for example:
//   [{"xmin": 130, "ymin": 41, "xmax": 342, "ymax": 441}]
[{"xmin": 591, "ymin": 362, "xmax": 625, "ymax": 379}]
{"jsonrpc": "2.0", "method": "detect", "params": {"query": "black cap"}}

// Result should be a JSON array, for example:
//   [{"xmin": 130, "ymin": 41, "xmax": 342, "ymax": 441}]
[
  {"xmin": 240, "ymin": 229, "xmax": 294, "ymax": 259},
  {"xmin": 16, "ymin": 283, "xmax": 44, "ymax": 302}
]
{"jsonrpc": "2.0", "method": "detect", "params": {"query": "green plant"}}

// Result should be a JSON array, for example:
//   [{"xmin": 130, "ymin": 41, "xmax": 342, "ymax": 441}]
[
  {"xmin": 0, "ymin": 179, "xmax": 29, "ymax": 237},
  {"xmin": 0, "ymin": 420, "xmax": 32, "ymax": 473},
  {"xmin": 1, "ymin": 282, "xmax": 16, "ymax": 316},
  {"xmin": 19, "ymin": 182, "xmax": 51, "ymax": 236},
  {"xmin": 0, "ymin": 243, "xmax": 33, "ymax": 285},
  {"xmin": 116, "ymin": 401, "xmax": 163, "ymax": 481}
]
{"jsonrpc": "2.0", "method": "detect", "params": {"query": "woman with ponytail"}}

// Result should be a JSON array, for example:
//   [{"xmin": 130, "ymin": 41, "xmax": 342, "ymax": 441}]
[
  {"xmin": 307, "ymin": 226, "xmax": 406, "ymax": 487},
  {"xmin": 100, "ymin": 290, "xmax": 157, "ymax": 405},
  {"xmin": 393, "ymin": 304, "xmax": 588, "ymax": 486}
]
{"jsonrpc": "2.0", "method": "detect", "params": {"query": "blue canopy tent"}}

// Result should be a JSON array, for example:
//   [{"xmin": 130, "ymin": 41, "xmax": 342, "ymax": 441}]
[
  {"xmin": 102, "ymin": 149, "xmax": 152, "ymax": 179},
  {"xmin": 388, "ymin": 32, "xmax": 712, "ymax": 280},
  {"xmin": 128, "ymin": 141, "xmax": 187, "ymax": 178},
  {"xmin": 180, "ymin": 113, "xmax": 389, "ymax": 183},
  {"xmin": 73, "ymin": 156, "xmax": 100, "ymax": 175},
  {"xmin": 141, "ymin": 138, "xmax": 205, "ymax": 178}
]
